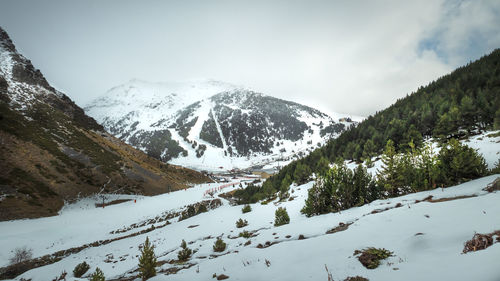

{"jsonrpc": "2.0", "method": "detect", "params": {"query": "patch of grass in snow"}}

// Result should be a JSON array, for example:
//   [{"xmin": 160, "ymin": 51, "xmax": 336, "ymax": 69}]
[{"xmin": 354, "ymin": 247, "xmax": 393, "ymax": 269}]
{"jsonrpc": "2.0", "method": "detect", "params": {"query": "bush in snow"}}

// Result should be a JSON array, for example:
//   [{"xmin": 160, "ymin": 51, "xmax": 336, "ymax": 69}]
[
  {"xmin": 235, "ymin": 218, "xmax": 248, "ymax": 228},
  {"xmin": 90, "ymin": 267, "xmax": 105, "ymax": 281},
  {"xmin": 213, "ymin": 238, "xmax": 227, "ymax": 252},
  {"xmin": 73, "ymin": 261, "xmax": 90, "ymax": 277},
  {"xmin": 9, "ymin": 246, "xmax": 33, "ymax": 264},
  {"xmin": 177, "ymin": 239, "xmax": 192, "ymax": 261},
  {"xmin": 138, "ymin": 236, "xmax": 157, "ymax": 280},
  {"xmin": 239, "ymin": 230, "xmax": 252, "ymax": 238},
  {"xmin": 354, "ymin": 247, "xmax": 393, "ymax": 269},
  {"xmin": 241, "ymin": 204, "xmax": 252, "ymax": 213},
  {"xmin": 437, "ymin": 138, "xmax": 488, "ymax": 185},
  {"xmin": 274, "ymin": 207, "xmax": 290, "ymax": 226}
]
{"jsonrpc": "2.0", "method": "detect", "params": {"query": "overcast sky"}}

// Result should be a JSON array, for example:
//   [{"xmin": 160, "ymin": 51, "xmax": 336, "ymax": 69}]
[{"xmin": 0, "ymin": 0, "xmax": 499, "ymax": 117}]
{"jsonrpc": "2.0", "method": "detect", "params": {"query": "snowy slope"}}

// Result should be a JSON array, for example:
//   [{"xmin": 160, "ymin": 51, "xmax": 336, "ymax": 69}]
[
  {"xmin": 85, "ymin": 80, "xmax": 356, "ymax": 172},
  {"xmin": 1, "ymin": 172, "xmax": 499, "ymax": 281}
]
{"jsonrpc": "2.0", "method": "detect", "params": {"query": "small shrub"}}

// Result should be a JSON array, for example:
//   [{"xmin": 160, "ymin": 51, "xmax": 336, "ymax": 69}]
[
  {"xmin": 9, "ymin": 246, "xmax": 33, "ymax": 264},
  {"xmin": 236, "ymin": 218, "xmax": 248, "ymax": 228},
  {"xmin": 242, "ymin": 204, "xmax": 252, "ymax": 213},
  {"xmin": 213, "ymin": 238, "xmax": 227, "ymax": 252},
  {"xmin": 177, "ymin": 239, "xmax": 192, "ymax": 261},
  {"xmin": 355, "ymin": 247, "xmax": 393, "ymax": 269},
  {"xmin": 274, "ymin": 207, "xmax": 290, "ymax": 226},
  {"xmin": 138, "ymin": 236, "xmax": 157, "ymax": 280},
  {"xmin": 239, "ymin": 230, "xmax": 251, "ymax": 238},
  {"xmin": 73, "ymin": 261, "xmax": 90, "ymax": 277},
  {"xmin": 90, "ymin": 267, "xmax": 105, "ymax": 281}
]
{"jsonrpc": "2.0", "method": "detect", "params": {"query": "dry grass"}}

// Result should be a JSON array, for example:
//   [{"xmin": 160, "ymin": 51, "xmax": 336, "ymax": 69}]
[{"xmin": 463, "ymin": 231, "xmax": 500, "ymax": 254}]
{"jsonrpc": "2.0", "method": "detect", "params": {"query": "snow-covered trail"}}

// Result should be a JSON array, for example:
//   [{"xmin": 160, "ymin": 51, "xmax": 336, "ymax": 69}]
[{"xmin": 2, "ymin": 174, "xmax": 499, "ymax": 281}]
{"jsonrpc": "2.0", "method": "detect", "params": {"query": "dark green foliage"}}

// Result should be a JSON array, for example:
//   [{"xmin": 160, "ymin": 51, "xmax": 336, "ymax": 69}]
[
  {"xmin": 239, "ymin": 230, "xmax": 252, "ymax": 238},
  {"xmin": 128, "ymin": 129, "xmax": 186, "ymax": 161},
  {"xmin": 241, "ymin": 204, "xmax": 252, "ymax": 213},
  {"xmin": 73, "ymin": 261, "xmax": 90, "ymax": 277},
  {"xmin": 377, "ymin": 140, "xmax": 405, "ymax": 196},
  {"xmin": 494, "ymin": 108, "xmax": 500, "ymax": 130},
  {"xmin": 236, "ymin": 218, "xmax": 248, "ymax": 228},
  {"xmin": 293, "ymin": 162, "xmax": 311, "ymax": 184},
  {"xmin": 274, "ymin": 207, "xmax": 290, "ymax": 226},
  {"xmin": 437, "ymin": 139, "xmax": 488, "ymax": 185},
  {"xmin": 279, "ymin": 174, "xmax": 292, "ymax": 200},
  {"xmin": 90, "ymin": 267, "xmax": 105, "ymax": 281},
  {"xmin": 233, "ymin": 184, "xmax": 264, "ymax": 204},
  {"xmin": 491, "ymin": 159, "xmax": 500, "ymax": 174},
  {"xmin": 302, "ymin": 163, "xmax": 377, "ymax": 217},
  {"xmin": 355, "ymin": 248, "xmax": 393, "ymax": 269},
  {"xmin": 138, "ymin": 236, "xmax": 157, "ymax": 280},
  {"xmin": 262, "ymin": 49, "xmax": 500, "ymax": 193},
  {"xmin": 177, "ymin": 240, "xmax": 192, "ymax": 262},
  {"xmin": 199, "ymin": 112, "xmax": 224, "ymax": 148},
  {"xmin": 213, "ymin": 238, "xmax": 227, "ymax": 252}
]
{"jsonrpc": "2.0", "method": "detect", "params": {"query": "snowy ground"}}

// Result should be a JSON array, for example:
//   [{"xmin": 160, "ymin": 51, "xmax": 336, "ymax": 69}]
[
  {"xmin": 1, "ymin": 173, "xmax": 499, "ymax": 281},
  {"xmin": 1, "ymin": 131, "xmax": 499, "ymax": 281}
]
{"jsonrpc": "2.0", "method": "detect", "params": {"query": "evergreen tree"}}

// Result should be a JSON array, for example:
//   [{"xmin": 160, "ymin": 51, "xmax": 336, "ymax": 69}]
[
  {"xmin": 316, "ymin": 156, "xmax": 330, "ymax": 176},
  {"xmin": 352, "ymin": 164, "xmax": 371, "ymax": 206},
  {"xmin": 279, "ymin": 174, "xmax": 292, "ymax": 200},
  {"xmin": 418, "ymin": 142, "xmax": 440, "ymax": 190},
  {"xmin": 301, "ymin": 177, "xmax": 332, "ymax": 217},
  {"xmin": 377, "ymin": 140, "xmax": 403, "ymax": 197},
  {"xmin": 494, "ymin": 108, "xmax": 500, "ymax": 130},
  {"xmin": 362, "ymin": 139, "xmax": 376, "ymax": 160},
  {"xmin": 90, "ymin": 268, "xmax": 105, "ymax": 281},
  {"xmin": 213, "ymin": 238, "xmax": 227, "ymax": 252},
  {"xmin": 437, "ymin": 139, "xmax": 488, "ymax": 185},
  {"xmin": 177, "ymin": 239, "xmax": 192, "ymax": 262},
  {"xmin": 329, "ymin": 163, "xmax": 355, "ymax": 211},
  {"xmin": 274, "ymin": 207, "xmax": 290, "ymax": 226},
  {"xmin": 293, "ymin": 162, "xmax": 311, "ymax": 184},
  {"xmin": 138, "ymin": 236, "xmax": 157, "ymax": 280},
  {"xmin": 460, "ymin": 95, "xmax": 477, "ymax": 133}
]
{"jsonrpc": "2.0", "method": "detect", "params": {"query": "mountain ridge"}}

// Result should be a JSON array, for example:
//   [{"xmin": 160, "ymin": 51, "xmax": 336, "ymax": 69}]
[
  {"xmin": 0, "ymin": 27, "xmax": 210, "ymax": 221},
  {"xmin": 85, "ymin": 79, "xmax": 356, "ymax": 171}
]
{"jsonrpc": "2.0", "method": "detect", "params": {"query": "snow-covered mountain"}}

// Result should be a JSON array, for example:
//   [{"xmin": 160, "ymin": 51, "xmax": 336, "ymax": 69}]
[{"xmin": 85, "ymin": 79, "xmax": 356, "ymax": 171}]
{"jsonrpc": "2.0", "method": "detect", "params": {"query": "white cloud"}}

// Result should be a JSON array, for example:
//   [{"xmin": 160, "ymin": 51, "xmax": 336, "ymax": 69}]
[{"xmin": 0, "ymin": 0, "xmax": 498, "ymax": 116}]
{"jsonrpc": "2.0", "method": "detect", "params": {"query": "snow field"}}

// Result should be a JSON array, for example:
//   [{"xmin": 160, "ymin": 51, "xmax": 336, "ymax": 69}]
[{"xmin": 1, "ymin": 174, "xmax": 499, "ymax": 280}]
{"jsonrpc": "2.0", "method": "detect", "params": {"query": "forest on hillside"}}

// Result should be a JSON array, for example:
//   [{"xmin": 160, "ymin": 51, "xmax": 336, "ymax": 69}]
[{"xmin": 234, "ymin": 49, "xmax": 500, "ymax": 205}]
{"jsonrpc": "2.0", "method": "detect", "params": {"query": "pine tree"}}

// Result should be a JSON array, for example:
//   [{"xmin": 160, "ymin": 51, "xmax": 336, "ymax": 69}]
[
  {"xmin": 316, "ymin": 156, "xmax": 330, "ymax": 176},
  {"xmin": 213, "ymin": 238, "xmax": 227, "ymax": 252},
  {"xmin": 279, "ymin": 174, "xmax": 291, "ymax": 200},
  {"xmin": 352, "ymin": 164, "xmax": 371, "ymax": 206},
  {"xmin": 138, "ymin": 236, "xmax": 157, "ymax": 280},
  {"xmin": 90, "ymin": 267, "xmax": 105, "ymax": 281},
  {"xmin": 177, "ymin": 239, "xmax": 192, "ymax": 262},
  {"xmin": 274, "ymin": 207, "xmax": 290, "ymax": 226},
  {"xmin": 460, "ymin": 95, "xmax": 477, "ymax": 134},
  {"xmin": 377, "ymin": 140, "xmax": 403, "ymax": 197},
  {"xmin": 437, "ymin": 139, "xmax": 488, "ymax": 185},
  {"xmin": 362, "ymin": 139, "xmax": 376, "ymax": 160},
  {"xmin": 301, "ymin": 176, "xmax": 332, "ymax": 217},
  {"xmin": 494, "ymin": 108, "xmax": 500, "ymax": 130},
  {"xmin": 293, "ymin": 162, "xmax": 311, "ymax": 184}
]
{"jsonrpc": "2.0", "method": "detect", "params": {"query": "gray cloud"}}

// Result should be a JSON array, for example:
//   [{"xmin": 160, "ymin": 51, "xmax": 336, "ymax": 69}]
[{"xmin": 0, "ymin": 0, "xmax": 499, "ymax": 117}]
